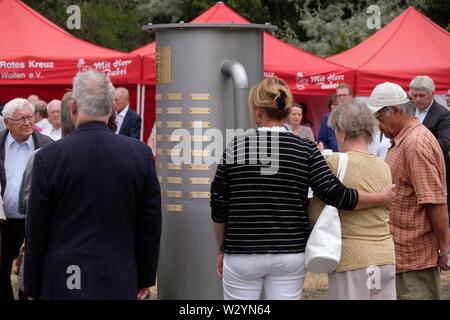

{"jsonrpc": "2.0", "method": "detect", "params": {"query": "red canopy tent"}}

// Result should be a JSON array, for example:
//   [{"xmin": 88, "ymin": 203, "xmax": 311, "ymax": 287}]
[
  {"xmin": 133, "ymin": 2, "xmax": 355, "ymax": 138},
  {"xmin": 328, "ymin": 6, "xmax": 450, "ymax": 97},
  {"xmin": 0, "ymin": 0, "xmax": 143, "ymax": 136}
]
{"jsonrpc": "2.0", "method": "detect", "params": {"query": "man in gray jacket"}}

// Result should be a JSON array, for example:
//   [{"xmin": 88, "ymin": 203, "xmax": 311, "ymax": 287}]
[{"xmin": 0, "ymin": 98, "xmax": 52, "ymax": 301}]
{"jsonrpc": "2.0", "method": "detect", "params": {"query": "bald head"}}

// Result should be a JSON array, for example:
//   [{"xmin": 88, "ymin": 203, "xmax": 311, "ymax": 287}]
[
  {"xmin": 114, "ymin": 87, "xmax": 129, "ymax": 112},
  {"xmin": 28, "ymin": 94, "xmax": 40, "ymax": 105},
  {"xmin": 47, "ymin": 99, "xmax": 61, "ymax": 129}
]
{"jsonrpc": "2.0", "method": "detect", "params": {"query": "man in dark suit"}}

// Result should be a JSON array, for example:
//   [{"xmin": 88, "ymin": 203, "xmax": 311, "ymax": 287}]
[
  {"xmin": 24, "ymin": 70, "xmax": 161, "ymax": 300},
  {"xmin": 0, "ymin": 98, "xmax": 52, "ymax": 301},
  {"xmin": 410, "ymin": 76, "xmax": 450, "ymax": 227},
  {"xmin": 114, "ymin": 87, "xmax": 141, "ymax": 140}
]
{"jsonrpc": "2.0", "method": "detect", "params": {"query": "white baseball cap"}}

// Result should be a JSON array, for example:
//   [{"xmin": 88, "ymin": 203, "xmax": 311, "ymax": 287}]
[{"xmin": 368, "ymin": 82, "xmax": 409, "ymax": 113}]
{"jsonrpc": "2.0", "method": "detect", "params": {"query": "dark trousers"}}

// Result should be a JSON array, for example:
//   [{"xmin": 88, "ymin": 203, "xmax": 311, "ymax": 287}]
[
  {"xmin": 0, "ymin": 219, "xmax": 25, "ymax": 301},
  {"xmin": 18, "ymin": 289, "xmax": 27, "ymax": 301}
]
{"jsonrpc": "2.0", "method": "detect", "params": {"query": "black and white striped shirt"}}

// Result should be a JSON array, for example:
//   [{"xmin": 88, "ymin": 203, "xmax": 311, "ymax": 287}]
[{"xmin": 210, "ymin": 130, "xmax": 358, "ymax": 254}]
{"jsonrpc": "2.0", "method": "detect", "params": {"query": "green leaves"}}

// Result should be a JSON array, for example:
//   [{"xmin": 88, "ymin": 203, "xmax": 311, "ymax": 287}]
[{"xmin": 21, "ymin": 0, "xmax": 450, "ymax": 54}]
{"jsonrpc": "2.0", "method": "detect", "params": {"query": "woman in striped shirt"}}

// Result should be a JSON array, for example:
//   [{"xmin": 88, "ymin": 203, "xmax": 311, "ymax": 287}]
[{"xmin": 210, "ymin": 77, "xmax": 395, "ymax": 300}]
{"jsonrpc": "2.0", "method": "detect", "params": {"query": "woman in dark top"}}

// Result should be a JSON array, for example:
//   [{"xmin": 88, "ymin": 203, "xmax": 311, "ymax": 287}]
[{"xmin": 210, "ymin": 76, "xmax": 394, "ymax": 300}]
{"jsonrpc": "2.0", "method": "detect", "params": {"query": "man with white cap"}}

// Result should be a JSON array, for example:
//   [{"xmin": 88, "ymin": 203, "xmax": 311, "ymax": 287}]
[{"xmin": 369, "ymin": 82, "xmax": 449, "ymax": 300}]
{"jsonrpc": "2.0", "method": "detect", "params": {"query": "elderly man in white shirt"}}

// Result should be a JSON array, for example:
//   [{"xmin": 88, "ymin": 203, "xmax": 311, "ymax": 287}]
[
  {"xmin": 114, "ymin": 87, "xmax": 141, "ymax": 140},
  {"xmin": 41, "ymin": 99, "xmax": 62, "ymax": 141},
  {"xmin": 0, "ymin": 98, "xmax": 52, "ymax": 301}
]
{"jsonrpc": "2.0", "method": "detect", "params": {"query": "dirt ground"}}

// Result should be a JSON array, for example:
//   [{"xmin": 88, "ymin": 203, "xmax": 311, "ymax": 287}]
[
  {"xmin": 13, "ymin": 269, "xmax": 450, "ymax": 300},
  {"xmin": 302, "ymin": 269, "xmax": 450, "ymax": 300},
  {"xmin": 150, "ymin": 270, "xmax": 450, "ymax": 300}
]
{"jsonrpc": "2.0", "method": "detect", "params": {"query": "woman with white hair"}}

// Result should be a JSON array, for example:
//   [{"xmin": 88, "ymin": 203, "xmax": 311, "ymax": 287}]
[{"xmin": 309, "ymin": 99, "xmax": 396, "ymax": 300}]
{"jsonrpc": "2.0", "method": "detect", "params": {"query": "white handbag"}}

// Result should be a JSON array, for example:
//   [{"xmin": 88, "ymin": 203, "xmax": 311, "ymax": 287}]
[{"xmin": 305, "ymin": 153, "xmax": 348, "ymax": 273}]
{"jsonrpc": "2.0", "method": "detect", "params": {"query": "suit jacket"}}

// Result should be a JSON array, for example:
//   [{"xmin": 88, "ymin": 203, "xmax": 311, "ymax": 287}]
[
  {"xmin": 0, "ymin": 129, "xmax": 53, "ymax": 197},
  {"xmin": 422, "ymin": 100, "xmax": 450, "ymax": 196},
  {"xmin": 118, "ymin": 107, "xmax": 141, "ymax": 140},
  {"xmin": 24, "ymin": 122, "xmax": 161, "ymax": 299}
]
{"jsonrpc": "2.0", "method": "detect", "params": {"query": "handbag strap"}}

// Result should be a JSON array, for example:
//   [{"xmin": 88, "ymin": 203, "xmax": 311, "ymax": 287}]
[{"xmin": 336, "ymin": 153, "xmax": 348, "ymax": 183}]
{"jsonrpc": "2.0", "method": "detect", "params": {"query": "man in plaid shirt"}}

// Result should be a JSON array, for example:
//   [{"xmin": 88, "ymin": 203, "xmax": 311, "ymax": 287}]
[{"xmin": 368, "ymin": 82, "xmax": 450, "ymax": 300}]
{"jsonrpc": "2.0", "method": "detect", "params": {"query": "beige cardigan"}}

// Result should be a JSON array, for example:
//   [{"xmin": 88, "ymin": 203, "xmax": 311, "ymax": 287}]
[{"xmin": 308, "ymin": 151, "xmax": 396, "ymax": 272}]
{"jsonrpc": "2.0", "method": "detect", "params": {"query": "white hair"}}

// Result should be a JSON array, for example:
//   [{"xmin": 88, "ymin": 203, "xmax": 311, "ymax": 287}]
[
  {"xmin": 73, "ymin": 69, "xmax": 115, "ymax": 117},
  {"xmin": 409, "ymin": 75, "xmax": 435, "ymax": 94},
  {"xmin": 2, "ymin": 98, "xmax": 35, "ymax": 119}
]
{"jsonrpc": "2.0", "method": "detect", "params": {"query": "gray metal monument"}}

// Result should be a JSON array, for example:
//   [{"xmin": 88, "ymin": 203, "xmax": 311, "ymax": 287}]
[{"xmin": 143, "ymin": 22, "xmax": 276, "ymax": 299}]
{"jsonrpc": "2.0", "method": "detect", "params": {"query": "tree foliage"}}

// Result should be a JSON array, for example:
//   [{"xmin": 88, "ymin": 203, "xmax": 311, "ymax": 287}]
[{"xmin": 22, "ymin": 0, "xmax": 449, "ymax": 56}]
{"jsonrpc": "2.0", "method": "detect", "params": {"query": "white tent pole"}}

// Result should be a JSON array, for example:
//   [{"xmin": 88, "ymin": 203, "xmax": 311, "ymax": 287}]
[{"xmin": 136, "ymin": 84, "xmax": 141, "ymax": 115}]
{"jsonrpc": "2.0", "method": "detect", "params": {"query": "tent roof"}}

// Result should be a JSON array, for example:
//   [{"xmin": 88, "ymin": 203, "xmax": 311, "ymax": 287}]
[
  {"xmin": 132, "ymin": 42, "xmax": 155, "ymax": 56},
  {"xmin": 328, "ymin": 6, "xmax": 450, "ymax": 95},
  {"xmin": 133, "ymin": 2, "xmax": 354, "ymax": 94},
  {"xmin": 191, "ymin": 1, "xmax": 250, "ymax": 24},
  {"xmin": 0, "ymin": 0, "xmax": 141, "ymax": 84}
]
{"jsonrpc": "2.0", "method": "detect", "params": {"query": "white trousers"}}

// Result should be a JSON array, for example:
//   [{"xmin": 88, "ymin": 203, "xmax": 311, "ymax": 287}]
[{"xmin": 223, "ymin": 253, "xmax": 305, "ymax": 300}]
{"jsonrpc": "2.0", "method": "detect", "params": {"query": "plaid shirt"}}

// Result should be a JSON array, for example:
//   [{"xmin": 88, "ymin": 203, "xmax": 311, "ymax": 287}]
[{"xmin": 385, "ymin": 119, "xmax": 447, "ymax": 273}]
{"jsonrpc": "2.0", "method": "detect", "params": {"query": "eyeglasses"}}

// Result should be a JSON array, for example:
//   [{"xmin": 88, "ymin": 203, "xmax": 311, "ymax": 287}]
[
  {"xmin": 8, "ymin": 115, "xmax": 34, "ymax": 125},
  {"xmin": 336, "ymin": 94, "xmax": 351, "ymax": 98}
]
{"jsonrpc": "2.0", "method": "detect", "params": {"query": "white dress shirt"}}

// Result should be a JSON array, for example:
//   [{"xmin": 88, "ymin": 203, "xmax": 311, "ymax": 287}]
[
  {"xmin": 415, "ymin": 101, "xmax": 433, "ymax": 123},
  {"xmin": 3, "ymin": 133, "xmax": 35, "ymax": 219},
  {"xmin": 0, "ymin": 116, "xmax": 5, "ymax": 132},
  {"xmin": 35, "ymin": 118, "xmax": 52, "ymax": 131},
  {"xmin": 0, "ymin": 202, "xmax": 5, "ymax": 220},
  {"xmin": 41, "ymin": 125, "xmax": 62, "ymax": 141},
  {"xmin": 115, "ymin": 106, "xmax": 129, "ymax": 134},
  {"xmin": 368, "ymin": 127, "xmax": 391, "ymax": 160}
]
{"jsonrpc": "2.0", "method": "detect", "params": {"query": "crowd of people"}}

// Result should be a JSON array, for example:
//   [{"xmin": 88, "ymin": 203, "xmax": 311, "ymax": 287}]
[
  {"xmin": 0, "ymin": 68, "xmax": 449, "ymax": 300},
  {"xmin": 211, "ymin": 75, "xmax": 450, "ymax": 300},
  {"xmin": 0, "ymin": 70, "xmax": 160, "ymax": 300}
]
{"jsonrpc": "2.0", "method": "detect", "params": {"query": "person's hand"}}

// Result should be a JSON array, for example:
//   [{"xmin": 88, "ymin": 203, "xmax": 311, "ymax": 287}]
[
  {"xmin": 317, "ymin": 142, "xmax": 324, "ymax": 151},
  {"xmin": 137, "ymin": 287, "xmax": 149, "ymax": 300},
  {"xmin": 380, "ymin": 184, "xmax": 396, "ymax": 209},
  {"xmin": 438, "ymin": 254, "xmax": 449, "ymax": 271},
  {"xmin": 216, "ymin": 251, "xmax": 224, "ymax": 279}
]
